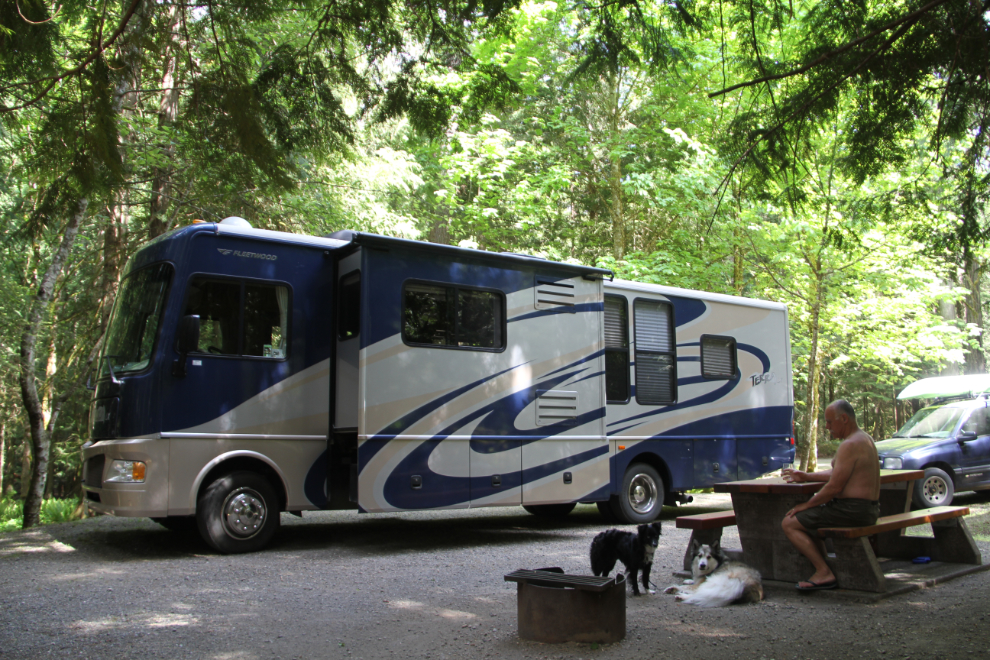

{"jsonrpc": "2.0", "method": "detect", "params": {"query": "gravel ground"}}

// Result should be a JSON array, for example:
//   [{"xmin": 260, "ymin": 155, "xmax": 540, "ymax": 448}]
[{"xmin": 3, "ymin": 492, "xmax": 990, "ymax": 660}]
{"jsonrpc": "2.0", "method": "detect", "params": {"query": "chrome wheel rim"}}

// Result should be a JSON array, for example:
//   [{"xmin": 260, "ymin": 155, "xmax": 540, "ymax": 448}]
[
  {"xmin": 222, "ymin": 487, "xmax": 267, "ymax": 539},
  {"xmin": 923, "ymin": 476, "xmax": 948, "ymax": 505},
  {"xmin": 628, "ymin": 473, "xmax": 657, "ymax": 515}
]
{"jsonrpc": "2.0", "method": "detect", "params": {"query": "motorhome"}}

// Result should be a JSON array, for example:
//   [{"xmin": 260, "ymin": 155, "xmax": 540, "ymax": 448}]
[{"xmin": 82, "ymin": 218, "xmax": 795, "ymax": 552}]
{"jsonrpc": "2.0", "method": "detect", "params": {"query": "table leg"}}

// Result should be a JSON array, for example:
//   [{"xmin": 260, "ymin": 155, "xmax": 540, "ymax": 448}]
[
  {"xmin": 827, "ymin": 537, "xmax": 886, "ymax": 593},
  {"xmin": 876, "ymin": 517, "xmax": 982, "ymax": 564},
  {"xmin": 731, "ymin": 492, "xmax": 817, "ymax": 583}
]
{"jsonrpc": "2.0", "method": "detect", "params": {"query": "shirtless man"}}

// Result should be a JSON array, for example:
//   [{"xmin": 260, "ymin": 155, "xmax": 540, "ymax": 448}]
[{"xmin": 781, "ymin": 399, "xmax": 880, "ymax": 591}]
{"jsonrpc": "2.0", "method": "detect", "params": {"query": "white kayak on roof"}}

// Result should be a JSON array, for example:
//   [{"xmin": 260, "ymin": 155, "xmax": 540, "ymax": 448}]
[{"xmin": 897, "ymin": 374, "xmax": 990, "ymax": 400}]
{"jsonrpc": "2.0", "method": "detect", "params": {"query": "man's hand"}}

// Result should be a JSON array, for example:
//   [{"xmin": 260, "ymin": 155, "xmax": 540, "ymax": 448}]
[{"xmin": 783, "ymin": 468, "xmax": 808, "ymax": 483}]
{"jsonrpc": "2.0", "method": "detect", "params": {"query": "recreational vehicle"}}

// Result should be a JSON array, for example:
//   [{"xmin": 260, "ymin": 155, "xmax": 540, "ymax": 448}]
[{"xmin": 82, "ymin": 218, "xmax": 795, "ymax": 553}]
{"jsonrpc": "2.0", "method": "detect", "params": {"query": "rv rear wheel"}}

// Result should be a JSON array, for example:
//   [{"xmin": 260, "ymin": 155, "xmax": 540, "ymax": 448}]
[
  {"xmin": 197, "ymin": 471, "xmax": 280, "ymax": 554},
  {"xmin": 522, "ymin": 503, "xmax": 576, "ymax": 517},
  {"xmin": 612, "ymin": 463, "xmax": 664, "ymax": 524}
]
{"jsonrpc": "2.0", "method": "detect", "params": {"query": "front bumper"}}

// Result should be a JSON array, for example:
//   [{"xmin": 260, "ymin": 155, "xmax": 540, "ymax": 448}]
[{"xmin": 83, "ymin": 438, "xmax": 170, "ymax": 517}]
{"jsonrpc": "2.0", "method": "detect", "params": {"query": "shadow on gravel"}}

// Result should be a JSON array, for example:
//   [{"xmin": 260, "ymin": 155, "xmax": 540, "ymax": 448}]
[{"xmin": 16, "ymin": 500, "xmax": 726, "ymax": 562}]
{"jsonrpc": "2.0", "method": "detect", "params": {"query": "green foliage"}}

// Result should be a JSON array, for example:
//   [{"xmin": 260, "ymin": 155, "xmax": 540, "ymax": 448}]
[
  {"xmin": 0, "ymin": 498, "xmax": 83, "ymax": 532},
  {"xmin": 1, "ymin": 0, "xmax": 988, "ymax": 498}
]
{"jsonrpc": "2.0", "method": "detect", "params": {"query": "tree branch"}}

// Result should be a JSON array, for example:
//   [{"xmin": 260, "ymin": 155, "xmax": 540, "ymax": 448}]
[
  {"xmin": 0, "ymin": 0, "xmax": 144, "ymax": 113},
  {"xmin": 708, "ymin": 0, "xmax": 953, "ymax": 98}
]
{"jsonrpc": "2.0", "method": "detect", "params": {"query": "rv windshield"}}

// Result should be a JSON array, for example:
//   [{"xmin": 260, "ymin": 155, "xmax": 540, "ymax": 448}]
[
  {"xmin": 892, "ymin": 405, "xmax": 966, "ymax": 439},
  {"xmin": 101, "ymin": 263, "xmax": 174, "ymax": 376}
]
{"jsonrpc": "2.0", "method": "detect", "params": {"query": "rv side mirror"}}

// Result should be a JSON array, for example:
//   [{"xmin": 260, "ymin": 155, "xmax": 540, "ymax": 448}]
[{"xmin": 172, "ymin": 315, "xmax": 200, "ymax": 377}]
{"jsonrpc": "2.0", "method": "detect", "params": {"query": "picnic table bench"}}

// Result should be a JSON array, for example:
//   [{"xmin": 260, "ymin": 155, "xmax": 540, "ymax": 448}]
[{"xmin": 816, "ymin": 505, "xmax": 980, "ymax": 592}]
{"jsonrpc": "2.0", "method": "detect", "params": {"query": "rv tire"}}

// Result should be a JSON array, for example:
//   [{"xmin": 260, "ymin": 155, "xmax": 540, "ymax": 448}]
[
  {"xmin": 522, "ymin": 503, "xmax": 576, "ymax": 517},
  {"xmin": 612, "ymin": 463, "xmax": 664, "ymax": 524},
  {"xmin": 197, "ymin": 471, "xmax": 280, "ymax": 554}
]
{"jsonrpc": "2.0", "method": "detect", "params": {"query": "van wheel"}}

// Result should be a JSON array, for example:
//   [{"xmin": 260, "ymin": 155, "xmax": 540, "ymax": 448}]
[
  {"xmin": 612, "ymin": 463, "xmax": 664, "ymax": 524},
  {"xmin": 522, "ymin": 503, "xmax": 576, "ymax": 517},
  {"xmin": 197, "ymin": 471, "xmax": 280, "ymax": 554},
  {"xmin": 913, "ymin": 467, "xmax": 954, "ymax": 508}
]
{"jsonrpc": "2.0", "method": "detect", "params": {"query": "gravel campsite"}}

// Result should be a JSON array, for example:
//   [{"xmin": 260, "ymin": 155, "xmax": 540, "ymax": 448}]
[{"xmin": 3, "ymin": 491, "xmax": 990, "ymax": 660}]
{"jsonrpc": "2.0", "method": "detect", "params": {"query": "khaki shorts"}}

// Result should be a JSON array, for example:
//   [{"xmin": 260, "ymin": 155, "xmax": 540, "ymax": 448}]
[{"xmin": 795, "ymin": 498, "xmax": 880, "ymax": 530}]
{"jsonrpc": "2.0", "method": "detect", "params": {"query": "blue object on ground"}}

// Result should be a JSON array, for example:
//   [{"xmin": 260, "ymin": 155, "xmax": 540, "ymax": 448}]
[{"xmin": 912, "ymin": 556, "xmax": 931, "ymax": 564}]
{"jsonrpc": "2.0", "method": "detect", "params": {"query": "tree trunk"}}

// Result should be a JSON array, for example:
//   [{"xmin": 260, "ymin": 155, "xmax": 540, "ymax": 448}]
[
  {"xmin": 733, "ymin": 227, "xmax": 745, "ymax": 294},
  {"xmin": 20, "ymin": 197, "xmax": 88, "ymax": 528},
  {"xmin": 0, "ymin": 414, "xmax": 5, "ymax": 497},
  {"xmin": 19, "ymin": 435, "xmax": 31, "ymax": 498},
  {"xmin": 606, "ymin": 72, "xmax": 625, "ymax": 260},
  {"xmin": 963, "ymin": 250, "xmax": 986, "ymax": 374},
  {"xmin": 939, "ymin": 278, "xmax": 961, "ymax": 375},
  {"xmin": 148, "ymin": 4, "xmax": 182, "ymax": 239},
  {"xmin": 801, "ymin": 289, "xmax": 824, "ymax": 473}
]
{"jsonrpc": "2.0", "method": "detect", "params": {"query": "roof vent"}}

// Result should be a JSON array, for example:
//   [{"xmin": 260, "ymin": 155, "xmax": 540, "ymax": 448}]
[{"xmin": 219, "ymin": 216, "xmax": 252, "ymax": 228}]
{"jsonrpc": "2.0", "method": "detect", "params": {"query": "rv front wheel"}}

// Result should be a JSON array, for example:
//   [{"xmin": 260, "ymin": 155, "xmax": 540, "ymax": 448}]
[
  {"xmin": 197, "ymin": 471, "xmax": 280, "ymax": 554},
  {"xmin": 613, "ymin": 463, "xmax": 664, "ymax": 524}
]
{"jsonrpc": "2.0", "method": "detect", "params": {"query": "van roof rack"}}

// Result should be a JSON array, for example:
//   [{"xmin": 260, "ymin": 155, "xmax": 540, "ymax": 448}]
[{"xmin": 897, "ymin": 374, "xmax": 990, "ymax": 401}]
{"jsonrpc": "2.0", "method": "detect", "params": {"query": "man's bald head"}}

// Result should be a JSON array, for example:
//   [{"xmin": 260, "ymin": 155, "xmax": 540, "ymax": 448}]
[{"xmin": 824, "ymin": 400, "xmax": 858, "ymax": 439}]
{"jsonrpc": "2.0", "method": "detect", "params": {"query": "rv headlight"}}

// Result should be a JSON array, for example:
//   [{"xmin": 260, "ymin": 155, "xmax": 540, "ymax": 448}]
[
  {"xmin": 105, "ymin": 460, "xmax": 146, "ymax": 483},
  {"xmin": 882, "ymin": 457, "xmax": 903, "ymax": 470}
]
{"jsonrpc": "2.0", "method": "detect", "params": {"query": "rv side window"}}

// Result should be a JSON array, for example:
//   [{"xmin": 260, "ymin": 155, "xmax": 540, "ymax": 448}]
[
  {"xmin": 634, "ymin": 299, "xmax": 676, "ymax": 405},
  {"xmin": 403, "ymin": 281, "xmax": 505, "ymax": 350},
  {"xmin": 184, "ymin": 277, "xmax": 290, "ymax": 358},
  {"xmin": 701, "ymin": 335, "xmax": 737, "ymax": 379},
  {"xmin": 604, "ymin": 295, "xmax": 630, "ymax": 402},
  {"xmin": 338, "ymin": 271, "xmax": 360, "ymax": 341}
]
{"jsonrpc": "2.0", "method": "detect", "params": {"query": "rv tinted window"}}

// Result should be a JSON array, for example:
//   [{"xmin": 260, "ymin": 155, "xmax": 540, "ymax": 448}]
[
  {"xmin": 244, "ymin": 284, "xmax": 288, "ymax": 357},
  {"xmin": 185, "ymin": 278, "xmax": 289, "ymax": 358},
  {"xmin": 604, "ymin": 295, "xmax": 629, "ymax": 402},
  {"xmin": 701, "ymin": 335, "xmax": 737, "ymax": 379},
  {"xmin": 403, "ymin": 282, "xmax": 504, "ymax": 350},
  {"xmin": 338, "ymin": 271, "xmax": 360, "ymax": 340},
  {"xmin": 634, "ymin": 299, "xmax": 676, "ymax": 405},
  {"xmin": 101, "ymin": 263, "xmax": 173, "ymax": 376}
]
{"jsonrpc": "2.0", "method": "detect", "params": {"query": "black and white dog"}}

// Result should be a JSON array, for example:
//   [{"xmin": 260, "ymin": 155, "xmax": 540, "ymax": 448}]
[{"xmin": 589, "ymin": 522, "xmax": 662, "ymax": 595}]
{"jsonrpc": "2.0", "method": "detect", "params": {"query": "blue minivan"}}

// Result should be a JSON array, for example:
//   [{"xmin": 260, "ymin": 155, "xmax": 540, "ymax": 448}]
[{"xmin": 877, "ymin": 388, "xmax": 990, "ymax": 508}]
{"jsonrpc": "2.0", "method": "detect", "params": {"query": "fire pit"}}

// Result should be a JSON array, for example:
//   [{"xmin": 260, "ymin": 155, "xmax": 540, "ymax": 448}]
[{"xmin": 503, "ymin": 568, "xmax": 626, "ymax": 644}]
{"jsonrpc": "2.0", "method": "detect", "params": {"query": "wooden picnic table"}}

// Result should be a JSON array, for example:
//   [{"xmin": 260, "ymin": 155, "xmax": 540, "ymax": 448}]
[{"xmin": 712, "ymin": 469, "xmax": 924, "ymax": 585}]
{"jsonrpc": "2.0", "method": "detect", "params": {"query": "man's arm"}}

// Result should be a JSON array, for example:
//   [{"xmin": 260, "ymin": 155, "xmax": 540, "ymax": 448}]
[
  {"xmin": 792, "ymin": 470, "xmax": 831, "ymax": 483},
  {"xmin": 785, "ymin": 443, "xmax": 856, "ymax": 517}
]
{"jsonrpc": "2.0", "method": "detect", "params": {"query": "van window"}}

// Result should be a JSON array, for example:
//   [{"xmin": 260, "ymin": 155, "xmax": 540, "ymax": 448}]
[
  {"xmin": 634, "ymin": 299, "xmax": 676, "ymax": 405},
  {"xmin": 701, "ymin": 335, "xmax": 737, "ymax": 379},
  {"xmin": 403, "ymin": 281, "xmax": 505, "ymax": 350},
  {"xmin": 185, "ymin": 277, "xmax": 289, "ymax": 358},
  {"xmin": 604, "ymin": 295, "xmax": 629, "ymax": 402},
  {"xmin": 962, "ymin": 408, "xmax": 990, "ymax": 436}
]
